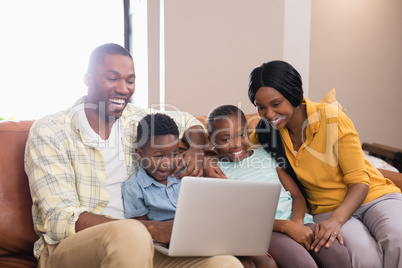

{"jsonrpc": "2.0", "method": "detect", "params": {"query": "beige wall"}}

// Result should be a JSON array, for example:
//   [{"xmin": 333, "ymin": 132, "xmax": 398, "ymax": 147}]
[
  {"xmin": 163, "ymin": 0, "xmax": 284, "ymax": 116},
  {"xmin": 309, "ymin": 0, "xmax": 402, "ymax": 148},
  {"xmin": 150, "ymin": 0, "xmax": 401, "ymax": 148}
]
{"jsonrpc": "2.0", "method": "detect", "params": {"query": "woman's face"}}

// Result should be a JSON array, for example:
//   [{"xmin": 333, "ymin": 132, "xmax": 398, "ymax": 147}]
[{"xmin": 254, "ymin": 86, "xmax": 296, "ymax": 130}]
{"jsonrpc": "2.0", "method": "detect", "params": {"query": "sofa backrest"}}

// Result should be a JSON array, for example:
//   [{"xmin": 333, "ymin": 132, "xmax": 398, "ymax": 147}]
[
  {"xmin": 0, "ymin": 115, "xmax": 262, "ymax": 259},
  {"xmin": 1, "ymin": 115, "xmax": 401, "ymax": 267},
  {"xmin": 0, "ymin": 120, "xmax": 38, "ymax": 258}
]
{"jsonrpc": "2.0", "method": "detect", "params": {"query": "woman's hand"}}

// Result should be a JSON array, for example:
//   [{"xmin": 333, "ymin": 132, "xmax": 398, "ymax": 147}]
[
  {"xmin": 203, "ymin": 156, "xmax": 227, "ymax": 179},
  {"xmin": 310, "ymin": 183, "xmax": 368, "ymax": 252},
  {"xmin": 311, "ymin": 217, "xmax": 343, "ymax": 252}
]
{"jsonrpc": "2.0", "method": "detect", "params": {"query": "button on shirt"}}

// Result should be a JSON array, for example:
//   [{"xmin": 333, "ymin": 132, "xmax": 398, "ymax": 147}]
[{"xmin": 122, "ymin": 166, "xmax": 181, "ymax": 221}]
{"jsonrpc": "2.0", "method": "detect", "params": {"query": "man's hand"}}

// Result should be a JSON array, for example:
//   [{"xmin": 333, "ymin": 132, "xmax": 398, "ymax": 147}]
[
  {"xmin": 140, "ymin": 220, "xmax": 174, "ymax": 243},
  {"xmin": 171, "ymin": 125, "xmax": 205, "ymax": 179},
  {"xmin": 171, "ymin": 147, "xmax": 204, "ymax": 178},
  {"xmin": 203, "ymin": 156, "xmax": 227, "ymax": 179}
]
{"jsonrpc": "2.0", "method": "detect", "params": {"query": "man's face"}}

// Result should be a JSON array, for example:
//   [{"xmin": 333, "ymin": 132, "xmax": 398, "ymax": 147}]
[{"xmin": 86, "ymin": 54, "xmax": 135, "ymax": 120}]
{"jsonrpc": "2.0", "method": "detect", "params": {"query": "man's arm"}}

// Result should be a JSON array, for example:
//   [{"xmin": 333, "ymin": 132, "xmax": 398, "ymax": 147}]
[
  {"xmin": 75, "ymin": 212, "xmax": 116, "ymax": 232},
  {"xmin": 139, "ymin": 220, "xmax": 174, "ymax": 244},
  {"xmin": 203, "ymin": 155, "xmax": 227, "ymax": 179},
  {"xmin": 25, "ymin": 120, "xmax": 106, "ymax": 242}
]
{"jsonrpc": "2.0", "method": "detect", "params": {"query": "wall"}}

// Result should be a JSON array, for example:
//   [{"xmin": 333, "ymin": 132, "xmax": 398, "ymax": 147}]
[
  {"xmin": 163, "ymin": 0, "xmax": 284, "ymax": 115},
  {"xmin": 309, "ymin": 0, "xmax": 402, "ymax": 148},
  {"xmin": 143, "ymin": 0, "xmax": 402, "ymax": 148}
]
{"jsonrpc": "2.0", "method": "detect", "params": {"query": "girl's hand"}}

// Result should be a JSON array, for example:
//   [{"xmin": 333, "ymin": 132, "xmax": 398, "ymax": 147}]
[
  {"xmin": 311, "ymin": 217, "xmax": 344, "ymax": 252},
  {"xmin": 283, "ymin": 221, "xmax": 314, "ymax": 250}
]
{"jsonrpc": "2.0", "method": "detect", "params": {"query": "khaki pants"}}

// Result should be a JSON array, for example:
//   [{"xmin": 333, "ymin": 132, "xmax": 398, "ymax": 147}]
[{"xmin": 39, "ymin": 219, "xmax": 242, "ymax": 268}]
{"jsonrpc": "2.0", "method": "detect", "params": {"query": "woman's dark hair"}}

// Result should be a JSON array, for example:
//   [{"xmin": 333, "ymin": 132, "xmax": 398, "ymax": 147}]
[
  {"xmin": 248, "ymin": 60, "xmax": 304, "ymax": 107},
  {"xmin": 248, "ymin": 60, "xmax": 308, "ymax": 205}
]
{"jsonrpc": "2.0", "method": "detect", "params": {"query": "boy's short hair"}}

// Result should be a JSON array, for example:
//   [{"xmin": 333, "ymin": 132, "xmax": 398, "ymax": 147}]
[
  {"xmin": 206, "ymin": 105, "xmax": 247, "ymax": 135},
  {"xmin": 136, "ymin": 113, "xmax": 179, "ymax": 148}
]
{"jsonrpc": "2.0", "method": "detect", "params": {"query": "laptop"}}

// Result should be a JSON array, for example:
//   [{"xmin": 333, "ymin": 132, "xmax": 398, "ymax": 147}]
[{"xmin": 153, "ymin": 176, "xmax": 281, "ymax": 257}]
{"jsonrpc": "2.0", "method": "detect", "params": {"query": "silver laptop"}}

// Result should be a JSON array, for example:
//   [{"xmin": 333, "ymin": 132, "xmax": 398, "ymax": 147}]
[{"xmin": 154, "ymin": 176, "xmax": 281, "ymax": 257}]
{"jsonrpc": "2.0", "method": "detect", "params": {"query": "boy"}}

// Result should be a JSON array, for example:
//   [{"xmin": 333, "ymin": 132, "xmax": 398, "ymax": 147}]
[
  {"xmin": 122, "ymin": 113, "xmax": 181, "ymax": 222},
  {"xmin": 123, "ymin": 112, "xmax": 277, "ymax": 268}
]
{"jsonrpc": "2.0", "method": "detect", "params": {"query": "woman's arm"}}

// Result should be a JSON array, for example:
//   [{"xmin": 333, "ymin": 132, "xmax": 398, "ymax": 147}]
[
  {"xmin": 310, "ymin": 112, "xmax": 370, "ymax": 251},
  {"xmin": 311, "ymin": 183, "xmax": 368, "ymax": 252},
  {"xmin": 276, "ymin": 167, "xmax": 306, "ymax": 225}
]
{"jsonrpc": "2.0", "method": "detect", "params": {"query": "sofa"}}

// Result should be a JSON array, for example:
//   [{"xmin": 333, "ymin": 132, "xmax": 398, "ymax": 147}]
[{"xmin": 1, "ymin": 116, "xmax": 402, "ymax": 267}]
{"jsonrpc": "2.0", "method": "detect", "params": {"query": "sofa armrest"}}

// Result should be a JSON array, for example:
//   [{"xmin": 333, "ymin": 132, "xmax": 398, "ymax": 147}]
[
  {"xmin": 363, "ymin": 142, "xmax": 402, "ymax": 172},
  {"xmin": 378, "ymin": 168, "xmax": 402, "ymax": 191}
]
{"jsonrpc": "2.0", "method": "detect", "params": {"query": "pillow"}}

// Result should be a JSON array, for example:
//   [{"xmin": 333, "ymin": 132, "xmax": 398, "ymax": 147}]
[
  {"xmin": 318, "ymin": 88, "xmax": 346, "ymax": 112},
  {"xmin": 364, "ymin": 153, "xmax": 399, "ymax": 173}
]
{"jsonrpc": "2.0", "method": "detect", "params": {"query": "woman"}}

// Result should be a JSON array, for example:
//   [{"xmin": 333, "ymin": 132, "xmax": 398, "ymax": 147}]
[{"xmin": 247, "ymin": 60, "xmax": 402, "ymax": 267}]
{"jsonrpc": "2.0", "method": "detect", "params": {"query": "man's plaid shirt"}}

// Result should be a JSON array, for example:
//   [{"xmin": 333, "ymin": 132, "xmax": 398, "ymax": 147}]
[{"xmin": 24, "ymin": 96, "xmax": 202, "ymax": 258}]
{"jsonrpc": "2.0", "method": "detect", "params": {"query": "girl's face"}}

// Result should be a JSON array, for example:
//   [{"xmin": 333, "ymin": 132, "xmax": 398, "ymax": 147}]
[
  {"xmin": 254, "ymin": 86, "xmax": 296, "ymax": 130},
  {"xmin": 210, "ymin": 114, "xmax": 250, "ymax": 162}
]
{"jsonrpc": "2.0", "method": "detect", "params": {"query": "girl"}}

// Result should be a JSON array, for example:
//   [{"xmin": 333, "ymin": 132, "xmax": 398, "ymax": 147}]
[{"xmin": 206, "ymin": 104, "xmax": 351, "ymax": 268}]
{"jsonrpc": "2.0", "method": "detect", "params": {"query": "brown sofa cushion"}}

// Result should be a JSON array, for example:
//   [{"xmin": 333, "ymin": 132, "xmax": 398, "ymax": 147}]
[{"xmin": 0, "ymin": 120, "xmax": 38, "ymax": 266}]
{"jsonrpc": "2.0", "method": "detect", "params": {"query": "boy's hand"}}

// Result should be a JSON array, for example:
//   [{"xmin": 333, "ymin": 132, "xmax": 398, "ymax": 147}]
[{"xmin": 172, "ymin": 147, "xmax": 204, "ymax": 178}]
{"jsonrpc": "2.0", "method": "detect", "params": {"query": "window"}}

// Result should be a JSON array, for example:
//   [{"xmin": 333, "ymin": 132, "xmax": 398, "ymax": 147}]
[{"xmin": 0, "ymin": 0, "xmax": 124, "ymax": 120}]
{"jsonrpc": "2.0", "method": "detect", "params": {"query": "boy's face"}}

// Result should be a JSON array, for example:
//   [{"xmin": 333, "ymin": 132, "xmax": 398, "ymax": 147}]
[
  {"xmin": 136, "ymin": 134, "xmax": 180, "ymax": 184},
  {"xmin": 210, "ymin": 115, "xmax": 250, "ymax": 162}
]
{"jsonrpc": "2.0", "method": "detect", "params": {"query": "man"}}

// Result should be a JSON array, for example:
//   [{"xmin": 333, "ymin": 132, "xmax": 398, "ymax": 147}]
[{"xmin": 25, "ymin": 43, "xmax": 242, "ymax": 267}]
